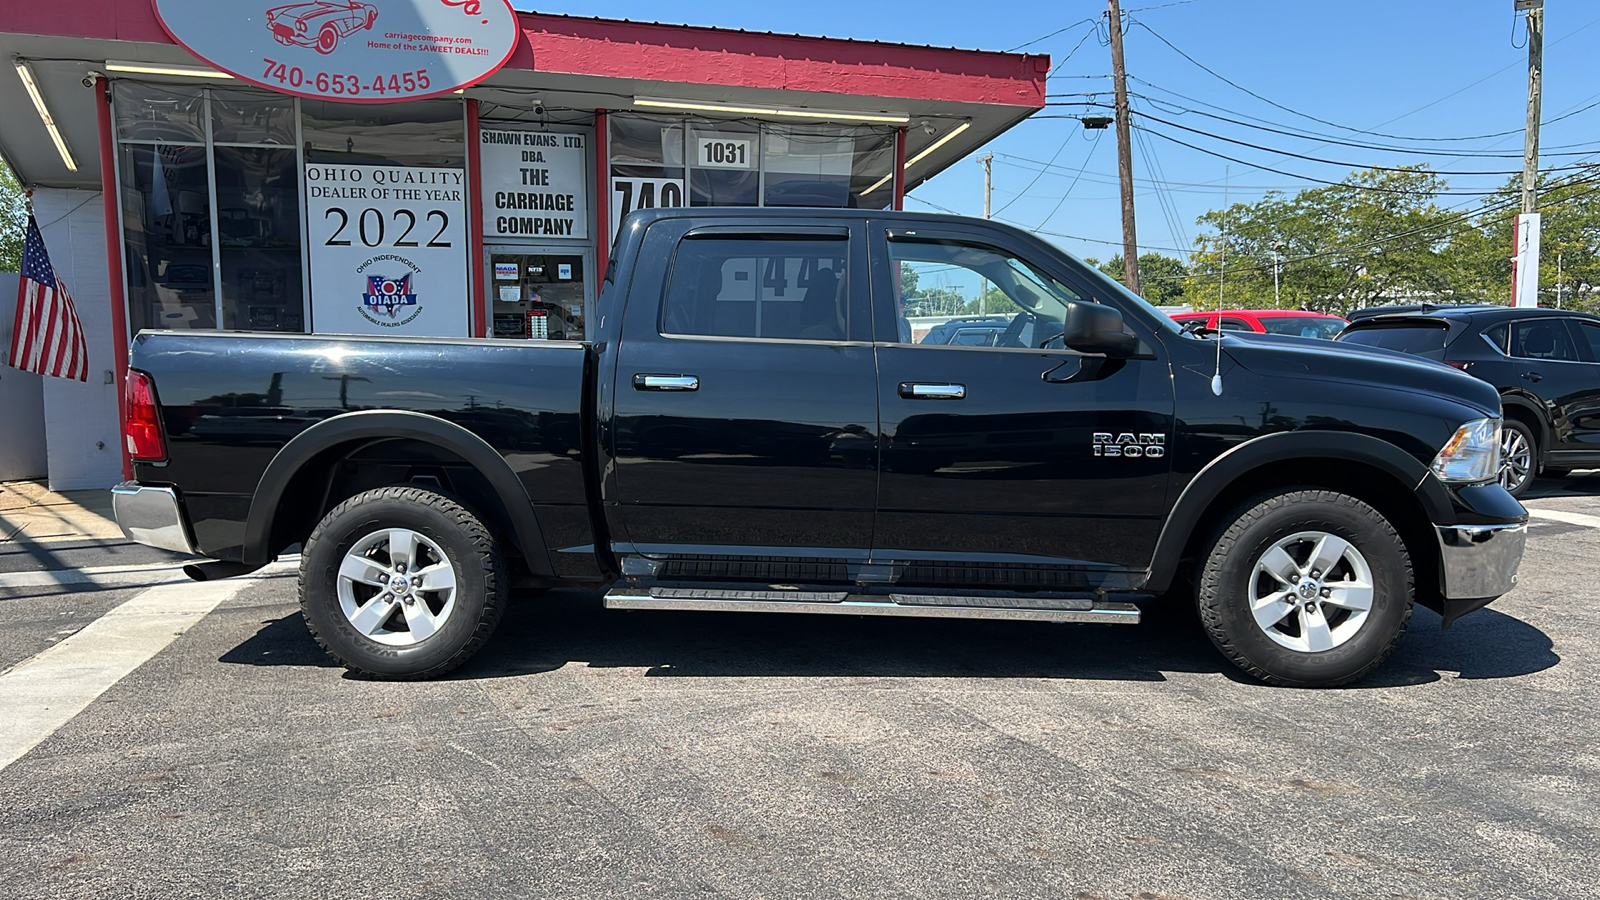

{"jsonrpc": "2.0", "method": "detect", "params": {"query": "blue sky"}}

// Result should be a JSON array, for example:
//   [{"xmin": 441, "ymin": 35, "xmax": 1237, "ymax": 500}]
[{"xmin": 527, "ymin": 1, "xmax": 1600, "ymax": 263}]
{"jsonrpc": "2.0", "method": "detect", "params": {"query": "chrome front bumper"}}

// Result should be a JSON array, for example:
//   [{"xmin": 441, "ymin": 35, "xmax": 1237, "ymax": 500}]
[
  {"xmin": 111, "ymin": 482, "xmax": 197, "ymax": 555},
  {"xmin": 1435, "ymin": 522, "xmax": 1526, "ymax": 600}
]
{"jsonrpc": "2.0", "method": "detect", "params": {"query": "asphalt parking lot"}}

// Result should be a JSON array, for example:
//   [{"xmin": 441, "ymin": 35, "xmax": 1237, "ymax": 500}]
[{"xmin": 2, "ymin": 475, "xmax": 1599, "ymax": 900}]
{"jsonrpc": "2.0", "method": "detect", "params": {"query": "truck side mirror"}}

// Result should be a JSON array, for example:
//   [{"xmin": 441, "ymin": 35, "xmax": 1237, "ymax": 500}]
[{"xmin": 1060, "ymin": 301, "xmax": 1138, "ymax": 358}]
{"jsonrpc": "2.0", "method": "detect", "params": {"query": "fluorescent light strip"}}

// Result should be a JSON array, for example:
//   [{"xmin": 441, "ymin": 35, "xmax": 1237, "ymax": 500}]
[
  {"xmin": 634, "ymin": 97, "xmax": 909, "ymax": 124},
  {"xmin": 105, "ymin": 61, "xmax": 233, "ymax": 79},
  {"xmin": 14, "ymin": 60, "xmax": 76, "ymax": 172},
  {"xmin": 861, "ymin": 120, "xmax": 971, "ymax": 196}
]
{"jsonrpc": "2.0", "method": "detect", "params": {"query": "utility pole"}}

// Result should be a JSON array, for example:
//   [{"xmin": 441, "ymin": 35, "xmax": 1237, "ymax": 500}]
[
  {"xmin": 1271, "ymin": 240, "xmax": 1283, "ymax": 307},
  {"xmin": 1513, "ymin": 0, "xmax": 1544, "ymax": 307},
  {"xmin": 1107, "ymin": 0, "xmax": 1140, "ymax": 296},
  {"xmin": 978, "ymin": 153, "xmax": 993, "ymax": 315}
]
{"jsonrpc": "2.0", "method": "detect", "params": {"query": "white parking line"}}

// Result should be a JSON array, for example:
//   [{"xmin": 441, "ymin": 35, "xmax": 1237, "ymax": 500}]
[
  {"xmin": 0, "ymin": 561, "xmax": 296, "ymax": 772},
  {"xmin": 1526, "ymin": 508, "xmax": 1600, "ymax": 530}
]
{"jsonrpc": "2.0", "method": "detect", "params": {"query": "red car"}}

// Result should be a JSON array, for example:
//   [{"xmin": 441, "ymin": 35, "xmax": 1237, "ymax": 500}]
[
  {"xmin": 1170, "ymin": 309, "xmax": 1348, "ymax": 340},
  {"xmin": 267, "ymin": 1, "xmax": 378, "ymax": 55}
]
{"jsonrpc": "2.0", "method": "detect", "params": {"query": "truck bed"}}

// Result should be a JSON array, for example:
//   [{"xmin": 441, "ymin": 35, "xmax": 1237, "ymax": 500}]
[{"xmin": 129, "ymin": 331, "xmax": 591, "ymax": 564}]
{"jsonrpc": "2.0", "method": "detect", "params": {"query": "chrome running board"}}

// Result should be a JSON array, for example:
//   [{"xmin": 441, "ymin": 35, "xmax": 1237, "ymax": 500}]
[{"xmin": 602, "ymin": 587, "xmax": 1141, "ymax": 625}]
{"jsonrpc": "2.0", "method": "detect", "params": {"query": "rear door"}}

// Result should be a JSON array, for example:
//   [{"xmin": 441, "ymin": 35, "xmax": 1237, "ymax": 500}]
[
  {"xmin": 608, "ymin": 218, "xmax": 878, "ymax": 565},
  {"xmin": 1548, "ymin": 318, "xmax": 1600, "ymax": 454},
  {"xmin": 868, "ymin": 222, "xmax": 1174, "ymax": 585},
  {"xmin": 1509, "ymin": 317, "xmax": 1592, "ymax": 452}
]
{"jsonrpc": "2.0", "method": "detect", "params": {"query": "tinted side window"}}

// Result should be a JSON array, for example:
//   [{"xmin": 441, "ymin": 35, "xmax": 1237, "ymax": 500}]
[
  {"xmin": 663, "ymin": 236, "xmax": 848, "ymax": 341},
  {"xmin": 1510, "ymin": 320, "xmax": 1578, "ymax": 361},
  {"xmin": 1577, "ymin": 322, "xmax": 1600, "ymax": 362},
  {"xmin": 1482, "ymin": 324, "xmax": 1510, "ymax": 355},
  {"xmin": 1218, "ymin": 317, "xmax": 1253, "ymax": 332}
]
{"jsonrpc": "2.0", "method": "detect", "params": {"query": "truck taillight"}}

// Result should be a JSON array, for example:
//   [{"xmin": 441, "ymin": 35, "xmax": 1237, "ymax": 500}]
[{"xmin": 124, "ymin": 370, "xmax": 166, "ymax": 461}]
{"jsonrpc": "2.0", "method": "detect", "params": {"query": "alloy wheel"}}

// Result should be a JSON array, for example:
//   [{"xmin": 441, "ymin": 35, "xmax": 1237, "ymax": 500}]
[
  {"xmin": 1247, "ymin": 531, "xmax": 1375, "ymax": 653},
  {"xmin": 1498, "ymin": 428, "xmax": 1532, "ymax": 494},
  {"xmin": 336, "ymin": 528, "xmax": 459, "ymax": 647}
]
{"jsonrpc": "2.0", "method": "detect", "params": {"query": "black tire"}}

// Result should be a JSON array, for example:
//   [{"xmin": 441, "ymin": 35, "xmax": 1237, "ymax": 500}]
[
  {"xmin": 300, "ymin": 487, "xmax": 505, "ymax": 679},
  {"xmin": 1197, "ymin": 489, "xmax": 1413, "ymax": 688},
  {"xmin": 1500, "ymin": 419, "xmax": 1537, "ymax": 498}
]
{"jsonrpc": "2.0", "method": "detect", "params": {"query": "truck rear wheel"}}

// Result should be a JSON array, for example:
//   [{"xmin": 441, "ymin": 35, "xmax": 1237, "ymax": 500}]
[
  {"xmin": 1196, "ymin": 489, "xmax": 1413, "ymax": 687},
  {"xmin": 299, "ymin": 487, "xmax": 506, "ymax": 679}
]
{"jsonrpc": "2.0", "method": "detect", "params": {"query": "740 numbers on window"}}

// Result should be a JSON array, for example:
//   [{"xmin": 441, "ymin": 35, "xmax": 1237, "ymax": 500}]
[{"xmin": 323, "ymin": 207, "xmax": 452, "ymax": 248}]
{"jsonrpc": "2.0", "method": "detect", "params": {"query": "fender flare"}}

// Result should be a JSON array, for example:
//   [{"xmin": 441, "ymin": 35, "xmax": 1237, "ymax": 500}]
[
  {"xmin": 1143, "ymin": 430, "xmax": 1443, "ymax": 593},
  {"xmin": 241, "ymin": 409, "xmax": 553, "ymax": 573}
]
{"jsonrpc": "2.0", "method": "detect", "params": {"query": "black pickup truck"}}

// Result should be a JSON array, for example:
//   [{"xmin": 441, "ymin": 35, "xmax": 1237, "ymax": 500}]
[{"xmin": 113, "ymin": 208, "xmax": 1527, "ymax": 687}]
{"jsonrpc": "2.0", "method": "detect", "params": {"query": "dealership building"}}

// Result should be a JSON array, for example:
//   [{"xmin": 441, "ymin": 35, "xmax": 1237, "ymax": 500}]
[{"xmin": 0, "ymin": 1, "xmax": 1047, "ymax": 490}]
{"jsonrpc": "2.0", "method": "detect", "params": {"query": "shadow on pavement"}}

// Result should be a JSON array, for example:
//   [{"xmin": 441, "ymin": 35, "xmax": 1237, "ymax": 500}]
[
  {"xmin": 220, "ymin": 588, "xmax": 1560, "ymax": 688},
  {"xmin": 1522, "ymin": 470, "xmax": 1600, "ymax": 500},
  {"xmin": 219, "ymin": 613, "xmax": 338, "ymax": 668}
]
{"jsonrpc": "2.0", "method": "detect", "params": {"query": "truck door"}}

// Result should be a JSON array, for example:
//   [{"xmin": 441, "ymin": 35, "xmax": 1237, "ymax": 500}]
[
  {"xmin": 869, "ymin": 223, "xmax": 1175, "ymax": 585},
  {"xmin": 609, "ymin": 219, "xmax": 878, "ymax": 565}
]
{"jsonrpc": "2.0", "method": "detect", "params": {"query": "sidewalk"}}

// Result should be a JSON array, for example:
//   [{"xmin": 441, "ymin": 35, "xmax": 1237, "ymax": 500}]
[{"xmin": 0, "ymin": 480, "xmax": 125, "ymax": 545}]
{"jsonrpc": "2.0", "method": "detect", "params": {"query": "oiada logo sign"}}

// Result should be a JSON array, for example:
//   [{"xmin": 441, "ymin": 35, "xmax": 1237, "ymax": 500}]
[
  {"xmin": 150, "ymin": 0, "xmax": 519, "ymax": 103},
  {"xmin": 360, "ymin": 271, "xmax": 422, "ymax": 326}
]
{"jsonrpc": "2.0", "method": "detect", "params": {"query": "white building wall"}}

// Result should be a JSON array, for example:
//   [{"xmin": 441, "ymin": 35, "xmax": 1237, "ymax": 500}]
[
  {"xmin": 0, "ymin": 272, "xmax": 48, "ymax": 481},
  {"xmin": 33, "ymin": 187, "xmax": 123, "ymax": 491}
]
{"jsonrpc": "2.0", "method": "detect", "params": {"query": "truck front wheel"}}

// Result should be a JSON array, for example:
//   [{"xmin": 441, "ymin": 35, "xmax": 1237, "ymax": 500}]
[
  {"xmin": 300, "ymin": 487, "xmax": 506, "ymax": 679},
  {"xmin": 1197, "ymin": 489, "xmax": 1413, "ymax": 687}
]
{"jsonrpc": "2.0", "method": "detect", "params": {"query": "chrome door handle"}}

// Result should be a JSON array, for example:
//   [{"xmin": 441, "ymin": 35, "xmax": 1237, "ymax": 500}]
[
  {"xmin": 898, "ymin": 382, "xmax": 966, "ymax": 400},
  {"xmin": 633, "ymin": 374, "xmax": 699, "ymax": 391}
]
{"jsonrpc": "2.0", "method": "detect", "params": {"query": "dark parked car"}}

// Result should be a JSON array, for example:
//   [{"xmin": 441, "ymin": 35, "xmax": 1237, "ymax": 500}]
[
  {"xmin": 1338, "ymin": 306, "xmax": 1600, "ymax": 496},
  {"xmin": 918, "ymin": 316, "xmax": 1010, "ymax": 345}
]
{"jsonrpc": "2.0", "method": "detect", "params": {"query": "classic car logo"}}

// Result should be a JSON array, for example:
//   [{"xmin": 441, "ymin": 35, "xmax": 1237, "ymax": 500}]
[
  {"xmin": 1093, "ymin": 433, "xmax": 1166, "ymax": 458},
  {"xmin": 266, "ymin": 1, "xmax": 379, "ymax": 55}
]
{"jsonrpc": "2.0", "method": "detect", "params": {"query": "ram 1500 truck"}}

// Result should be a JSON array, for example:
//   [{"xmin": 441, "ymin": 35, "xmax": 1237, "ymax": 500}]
[{"xmin": 113, "ymin": 208, "xmax": 1528, "ymax": 687}]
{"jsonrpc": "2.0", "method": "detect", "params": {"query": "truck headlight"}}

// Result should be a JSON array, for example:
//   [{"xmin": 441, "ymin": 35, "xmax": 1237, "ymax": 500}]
[{"xmin": 1431, "ymin": 417, "xmax": 1500, "ymax": 483}]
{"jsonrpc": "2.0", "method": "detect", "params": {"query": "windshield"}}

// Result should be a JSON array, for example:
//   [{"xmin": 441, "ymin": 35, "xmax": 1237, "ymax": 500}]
[
  {"xmin": 1338, "ymin": 322, "xmax": 1449, "ymax": 354},
  {"xmin": 1259, "ymin": 317, "xmax": 1346, "ymax": 340}
]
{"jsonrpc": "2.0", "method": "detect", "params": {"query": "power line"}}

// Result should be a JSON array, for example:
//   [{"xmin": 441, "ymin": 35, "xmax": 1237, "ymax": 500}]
[
  {"xmin": 1132, "ymin": 122, "xmax": 1600, "ymax": 193},
  {"xmin": 1129, "ymin": 12, "xmax": 1600, "ymax": 143},
  {"xmin": 1122, "ymin": 96, "xmax": 1600, "ymax": 158},
  {"xmin": 1034, "ymin": 129, "xmax": 1105, "ymax": 230},
  {"xmin": 1131, "ymin": 108, "xmax": 1600, "ymax": 176},
  {"xmin": 1006, "ymin": 17, "xmax": 1097, "ymax": 53},
  {"xmin": 991, "ymin": 123, "xmax": 1089, "ymax": 217}
]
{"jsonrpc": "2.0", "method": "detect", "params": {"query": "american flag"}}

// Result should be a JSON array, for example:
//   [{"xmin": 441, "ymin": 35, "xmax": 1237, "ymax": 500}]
[{"xmin": 7, "ymin": 215, "xmax": 88, "ymax": 381}]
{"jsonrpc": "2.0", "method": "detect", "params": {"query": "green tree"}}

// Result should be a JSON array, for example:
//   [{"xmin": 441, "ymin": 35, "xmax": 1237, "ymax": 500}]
[
  {"xmin": 1097, "ymin": 253, "xmax": 1190, "ymax": 306},
  {"xmin": 1458, "ymin": 168, "xmax": 1600, "ymax": 313},
  {"xmin": 0, "ymin": 161, "xmax": 25, "ymax": 274},
  {"xmin": 1185, "ymin": 167, "xmax": 1485, "ymax": 316}
]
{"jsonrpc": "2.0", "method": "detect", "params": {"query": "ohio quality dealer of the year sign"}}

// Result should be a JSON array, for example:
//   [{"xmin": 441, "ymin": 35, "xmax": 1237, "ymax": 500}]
[
  {"xmin": 304, "ymin": 163, "xmax": 469, "ymax": 337},
  {"xmin": 150, "ymin": 0, "xmax": 520, "ymax": 102}
]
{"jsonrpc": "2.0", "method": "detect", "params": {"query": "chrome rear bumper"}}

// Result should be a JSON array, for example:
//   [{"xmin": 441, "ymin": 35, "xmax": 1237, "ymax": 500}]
[
  {"xmin": 1435, "ymin": 522, "xmax": 1526, "ymax": 601},
  {"xmin": 111, "ymin": 482, "xmax": 197, "ymax": 555}
]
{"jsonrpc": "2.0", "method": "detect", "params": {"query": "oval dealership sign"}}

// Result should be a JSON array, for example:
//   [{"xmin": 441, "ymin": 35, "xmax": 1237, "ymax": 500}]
[{"xmin": 151, "ymin": 0, "xmax": 519, "ymax": 103}]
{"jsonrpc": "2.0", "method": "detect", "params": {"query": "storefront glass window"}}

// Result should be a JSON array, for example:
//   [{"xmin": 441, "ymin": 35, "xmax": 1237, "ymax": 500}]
[
  {"xmin": 609, "ymin": 115, "xmax": 896, "ymax": 213},
  {"xmin": 302, "ymin": 99, "xmax": 466, "ymax": 167},
  {"xmin": 214, "ymin": 147, "xmax": 303, "ymax": 331},
  {"xmin": 687, "ymin": 123, "xmax": 759, "ymax": 207},
  {"xmin": 210, "ymin": 90, "xmax": 296, "ymax": 145},
  {"xmin": 115, "ymin": 81, "xmax": 308, "ymax": 334},
  {"xmin": 114, "ymin": 82, "xmax": 206, "ymax": 144},
  {"xmin": 119, "ymin": 142, "xmax": 215, "ymax": 332}
]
